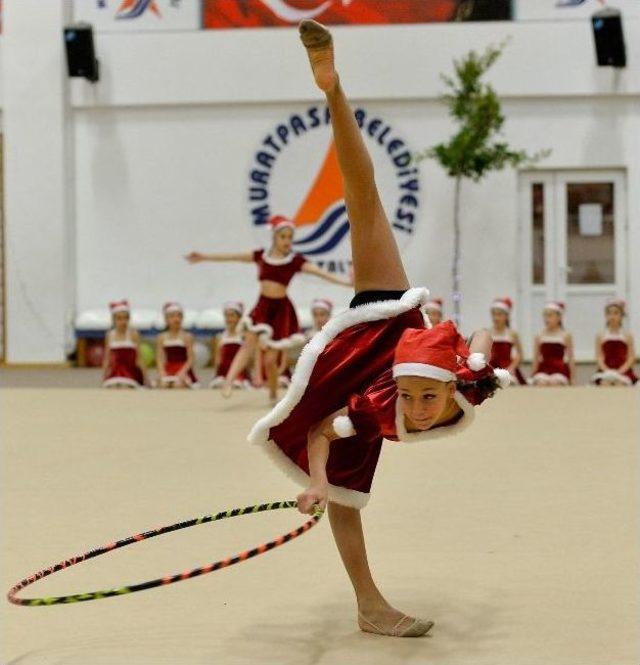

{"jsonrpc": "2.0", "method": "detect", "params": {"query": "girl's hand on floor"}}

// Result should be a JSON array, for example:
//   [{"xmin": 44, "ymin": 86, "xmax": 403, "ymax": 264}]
[{"xmin": 297, "ymin": 484, "xmax": 328, "ymax": 514}]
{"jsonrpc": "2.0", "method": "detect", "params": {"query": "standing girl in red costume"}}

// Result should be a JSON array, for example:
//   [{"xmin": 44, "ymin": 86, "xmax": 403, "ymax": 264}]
[
  {"xmin": 424, "ymin": 297, "xmax": 444, "ymax": 326},
  {"xmin": 249, "ymin": 20, "xmax": 510, "ymax": 638},
  {"xmin": 156, "ymin": 302, "xmax": 199, "ymax": 389},
  {"xmin": 489, "ymin": 297, "xmax": 526, "ymax": 385},
  {"xmin": 529, "ymin": 301, "xmax": 575, "ymax": 386},
  {"xmin": 592, "ymin": 298, "xmax": 637, "ymax": 386},
  {"xmin": 210, "ymin": 301, "xmax": 251, "ymax": 390},
  {"xmin": 186, "ymin": 217, "xmax": 351, "ymax": 402},
  {"xmin": 102, "ymin": 300, "xmax": 146, "ymax": 389}
]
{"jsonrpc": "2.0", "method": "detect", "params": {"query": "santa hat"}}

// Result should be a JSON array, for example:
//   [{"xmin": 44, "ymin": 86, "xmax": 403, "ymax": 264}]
[
  {"xmin": 392, "ymin": 321, "xmax": 487, "ymax": 382},
  {"xmin": 223, "ymin": 301, "xmax": 244, "ymax": 316},
  {"xmin": 311, "ymin": 298, "xmax": 333, "ymax": 313},
  {"xmin": 491, "ymin": 297, "xmax": 513, "ymax": 313},
  {"xmin": 424, "ymin": 298, "xmax": 443, "ymax": 312},
  {"xmin": 605, "ymin": 297, "xmax": 626, "ymax": 313},
  {"xmin": 544, "ymin": 301, "xmax": 565, "ymax": 314},
  {"xmin": 109, "ymin": 299, "xmax": 130, "ymax": 314},
  {"xmin": 269, "ymin": 215, "xmax": 295, "ymax": 233},
  {"xmin": 163, "ymin": 301, "xmax": 183, "ymax": 315}
]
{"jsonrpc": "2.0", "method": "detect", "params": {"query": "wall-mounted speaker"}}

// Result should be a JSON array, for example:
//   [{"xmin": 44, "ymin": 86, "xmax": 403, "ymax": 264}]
[
  {"xmin": 592, "ymin": 8, "xmax": 626, "ymax": 68},
  {"xmin": 64, "ymin": 24, "xmax": 100, "ymax": 83}
]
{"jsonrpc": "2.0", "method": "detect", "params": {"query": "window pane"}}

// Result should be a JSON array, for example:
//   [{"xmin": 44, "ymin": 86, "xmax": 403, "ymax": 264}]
[
  {"xmin": 532, "ymin": 183, "xmax": 544, "ymax": 284},
  {"xmin": 566, "ymin": 182, "xmax": 614, "ymax": 284}
]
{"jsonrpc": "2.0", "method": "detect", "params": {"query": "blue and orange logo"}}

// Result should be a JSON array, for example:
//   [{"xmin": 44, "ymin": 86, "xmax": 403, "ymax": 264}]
[
  {"xmin": 247, "ymin": 105, "xmax": 420, "ymax": 274},
  {"xmin": 115, "ymin": 0, "xmax": 162, "ymax": 20}
]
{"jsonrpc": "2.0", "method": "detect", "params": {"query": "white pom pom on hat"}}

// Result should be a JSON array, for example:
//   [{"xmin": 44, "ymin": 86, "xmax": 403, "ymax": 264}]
[{"xmin": 467, "ymin": 352, "xmax": 487, "ymax": 371}]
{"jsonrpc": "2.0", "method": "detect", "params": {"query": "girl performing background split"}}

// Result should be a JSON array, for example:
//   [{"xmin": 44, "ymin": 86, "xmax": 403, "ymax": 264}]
[
  {"xmin": 186, "ymin": 216, "xmax": 351, "ymax": 402},
  {"xmin": 249, "ymin": 20, "xmax": 509, "ymax": 639}
]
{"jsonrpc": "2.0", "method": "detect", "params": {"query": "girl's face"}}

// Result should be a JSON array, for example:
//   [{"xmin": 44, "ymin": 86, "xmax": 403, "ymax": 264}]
[
  {"xmin": 491, "ymin": 308, "xmax": 508, "ymax": 329},
  {"xmin": 395, "ymin": 376, "xmax": 456, "ymax": 432},
  {"xmin": 224, "ymin": 309, "xmax": 241, "ymax": 329},
  {"xmin": 543, "ymin": 309, "xmax": 561, "ymax": 329},
  {"xmin": 426, "ymin": 308, "xmax": 442, "ymax": 326},
  {"xmin": 113, "ymin": 311, "xmax": 129, "ymax": 330},
  {"xmin": 165, "ymin": 311, "xmax": 183, "ymax": 330},
  {"xmin": 605, "ymin": 305, "xmax": 623, "ymax": 328},
  {"xmin": 273, "ymin": 227, "xmax": 294, "ymax": 254},
  {"xmin": 312, "ymin": 307, "xmax": 330, "ymax": 329}
]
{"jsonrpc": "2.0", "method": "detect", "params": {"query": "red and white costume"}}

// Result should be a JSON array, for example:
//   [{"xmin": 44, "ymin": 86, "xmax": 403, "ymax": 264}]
[
  {"xmin": 530, "ymin": 302, "xmax": 571, "ymax": 385},
  {"xmin": 489, "ymin": 298, "xmax": 526, "ymax": 385},
  {"xmin": 210, "ymin": 301, "xmax": 250, "ymax": 389},
  {"xmin": 160, "ymin": 302, "xmax": 199, "ymax": 388},
  {"xmin": 249, "ymin": 289, "xmax": 509, "ymax": 509},
  {"xmin": 103, "ymin": 301, "xmax": 144, "ymax": 388},
  {"xmin": 591, "ymin": 330, "xmax": 638, "ymax": 386},
  {"xmin": 305, "ymin": 298, "xmax": 334, "ymax": 342}
]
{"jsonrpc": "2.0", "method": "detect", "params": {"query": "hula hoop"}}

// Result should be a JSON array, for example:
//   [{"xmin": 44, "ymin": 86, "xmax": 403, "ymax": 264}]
[{"xmin": 7, "ymin": 500, "xmax": 323, "ymax": 607}]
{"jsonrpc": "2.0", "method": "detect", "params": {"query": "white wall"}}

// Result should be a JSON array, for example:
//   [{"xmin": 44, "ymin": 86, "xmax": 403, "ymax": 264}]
[{"xmin": 3, "ymin": 9, "xmax": 640, "ymax": 361}]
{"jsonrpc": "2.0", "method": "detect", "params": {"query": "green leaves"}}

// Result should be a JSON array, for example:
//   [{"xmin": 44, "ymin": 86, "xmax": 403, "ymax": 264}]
[{"xmin": 416, "ymin": 42, "xmax": 547, "ymax": 180}]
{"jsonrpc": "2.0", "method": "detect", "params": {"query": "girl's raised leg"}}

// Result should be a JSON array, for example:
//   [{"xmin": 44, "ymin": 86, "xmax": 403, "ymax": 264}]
[{"xmin": 299, "ymin": 21, "xmax": 409, "ymax": 294}]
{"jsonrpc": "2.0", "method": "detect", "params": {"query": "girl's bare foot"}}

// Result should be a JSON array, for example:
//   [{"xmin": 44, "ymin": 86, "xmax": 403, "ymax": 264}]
[
  {"xmin": 299, "ymin": 20, "xmax": 337, "ymax": 92},
  {"xmin": 221, "ymin": 382, "xmax": 233, "ymax": 399},
  {"xmin": 357, "ymin": 602, "xmax": 434, "ymax": 638}
]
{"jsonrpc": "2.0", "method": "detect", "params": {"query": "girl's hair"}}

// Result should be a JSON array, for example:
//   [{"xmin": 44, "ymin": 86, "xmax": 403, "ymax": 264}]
[{"xmin": 456, "ymin": 374, "xmax": 501, "ymax": 403}]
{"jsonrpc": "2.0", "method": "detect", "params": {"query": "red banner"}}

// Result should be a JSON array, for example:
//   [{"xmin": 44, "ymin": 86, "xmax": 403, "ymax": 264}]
[{"xmin": 203, "ymin": 0, "xmax": 511, "ymax": 29}]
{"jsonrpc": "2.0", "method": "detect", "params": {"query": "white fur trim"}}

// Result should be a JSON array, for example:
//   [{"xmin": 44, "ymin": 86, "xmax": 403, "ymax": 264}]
[
  {"xmin": 102, "ymin": 376, "xmax": 142, "ymax": 389},
  {"xmin": 161, "ymin": 375, "xmax": 199, "ymax": 389},
  {"xmin": 392, "ymin": 363, "xmax": 456, "ymax": 382},
  {"xmin": 333, "ymin": 415, "xmax": 356, "ymax": 439},
  {"xmin": 248, "ymin": 287, "xmax": 430, "ymax": 504},
  {"xmin": 467, "ymin": 352, "xmax": 486, "ymax": 371},
  {"xmin": 209, "ymin": 376, "xmax": 251, "ymax": 389},
  {"xmin": 528, "ymin": 372, "xmax": 569, "ymax": 385},
  {"xmin": 394, "ymin": 391, "xmax": 475, "ymax": 443},
  {"xmin": 491, "ymin": 301, "xmax": 511, "ymax": 313},
  {"xmin": 263, "ymin": 333, "xmax": 307, "ymax": 351},
  {"xmin": 591, "ymin": 369, "xmax": 632, "ymax": 386},
  {"xmin": 261, "ymin": 251, "xmax": 295, "ymax": 266},
  {"xmin": 494, "ymin": 368, "xmax": 513, "ymax": 389}
]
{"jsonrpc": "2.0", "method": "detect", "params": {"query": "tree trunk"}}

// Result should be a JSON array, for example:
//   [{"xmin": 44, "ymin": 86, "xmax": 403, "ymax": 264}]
[{"xmin": 452, "ymin": 175, "xmax": 462, "ymax": 328}]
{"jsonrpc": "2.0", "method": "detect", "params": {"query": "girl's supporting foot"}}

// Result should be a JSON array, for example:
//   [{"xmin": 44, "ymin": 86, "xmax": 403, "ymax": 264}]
[
  {"xmin": 357, "ymin": 602, "xmax": 434, "ymax": 638},
  {"xmin": 299, "ymin": 20, "xmax": 337, "ymax": 92}
]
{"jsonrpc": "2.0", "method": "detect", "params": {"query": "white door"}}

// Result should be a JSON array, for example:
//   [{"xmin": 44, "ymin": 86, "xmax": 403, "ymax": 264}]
[{"xmin": 518, "ymin": 170, "xmax": 627, "ymax": 361}]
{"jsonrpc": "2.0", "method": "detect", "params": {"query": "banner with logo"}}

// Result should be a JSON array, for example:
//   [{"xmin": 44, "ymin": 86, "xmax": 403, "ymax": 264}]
[
  {"xmin": 246, "ymin": 104, "xmax": 421, "ymax": 276},
  {"xmin": 203, "ymin": 0, "xmax": 511, "ymax": 29},
  {"xmin": 73, "ymin": 0, "xmax": 201, "ymax": 32},
  {"xmin": 515, "ymin": 0, "xmax": 640, "ymax": 21}
]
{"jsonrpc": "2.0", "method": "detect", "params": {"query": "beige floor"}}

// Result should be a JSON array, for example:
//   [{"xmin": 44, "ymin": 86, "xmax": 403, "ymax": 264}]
[{"xmin": 2, "ymin": 386, "xmax": 638, "ymax": 665}]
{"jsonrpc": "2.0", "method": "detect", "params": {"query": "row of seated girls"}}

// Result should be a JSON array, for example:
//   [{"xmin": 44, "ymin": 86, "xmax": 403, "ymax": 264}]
[
  {"xmin": 101, "ymin": 297, "xmax": 334, "ymax": 390},
  {"xmin": 424, "ymin": 296, "xmax": 637, "ymax": 387}
]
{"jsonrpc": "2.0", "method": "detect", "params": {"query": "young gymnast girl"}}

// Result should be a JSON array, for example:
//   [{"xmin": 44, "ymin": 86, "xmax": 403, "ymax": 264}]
[
  {"xmin": 210, "ymin": 301, "xmax": 251, "ymax": 389},
  {"xmin": 102, "ymin": 300, "xmax": 146, "ymax": 388},
  {"xmin": 186, "ymin": 216, "xmax": 351, "ymax": 402},
  {"xmin": 529, "ymin": 301, "xmax": 575, "ymax": 386},
  {"xmin": 488, "ymin": 297, "xmax": 526, "ymax": 385},
  {"xmin": 424, "ymin": 297, "xmax": 444, "ymax": 326},
  {"xmin": 305, "ymin": 298, "xmax": 334, "ymax": 341},
  {"xmin": 592, "ymin": 298, "xmax": 637, "ymax": 386},
  {"xmin": 156, "ymin": 302, "xmax": 199, "ymax": 389},
  {"xmin": 249, "ymin": 21, "xmax": 510, "ymax": 638}
]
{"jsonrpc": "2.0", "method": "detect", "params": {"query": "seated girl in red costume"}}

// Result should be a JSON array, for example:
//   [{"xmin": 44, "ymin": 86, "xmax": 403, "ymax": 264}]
[
  {"xmin": 186, "ymin": 219, "xmax": 351, "ymax": 403},
  {"xmin": 488, "ymin": 297, "xmax": 526, "ymax": 385},
  {"xmin": 249, "ymin": 21, "xmax": 510, "ymax": 639},
  {"xmin": 592, "ymin": 298, "xmax": 637, "ymax": 386},
  {"xmin": 102, "ymin": 300, "xmax": 146, "ymax": 389},
  {"xmin": 305, "ymin": 298, "xmax": 333, "ymax": 341},
  {"xmin": 529, "ymin": 301, "xmax": 575, "ymax": 386},
  {"xmin": 210, "ymin": 301, "xmax": 251, "ymax": 390},
  {"xmin": 156, "ymin": 302, "xmax": 199, "ymax": 389},
  {"xmin": 424, "ymin": 297, "xmax": 444, "ymax": 326}
]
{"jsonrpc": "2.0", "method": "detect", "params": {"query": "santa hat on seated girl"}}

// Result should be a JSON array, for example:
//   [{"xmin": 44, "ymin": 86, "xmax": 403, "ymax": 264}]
[
  {"xmin": 544, "ymin": 301, "xmax": 565, "ymax": 314},
  {"xmin": 163, "ymin": 301, "xmax": 183, "ymax": 315},
  {"xmin": 109, "ymin": 299, "xmax": 130, "ymax": 314},
  {"xmin": 223, "ymin": 301, "xmax": 245, "ymax": 316},
  {"xmin": 311, "ymin": 298, "xmax": 333, "ymax": 313},
  {"xmin": 491, "ymin": 297, "xmax": 513, "ymax": 313}
]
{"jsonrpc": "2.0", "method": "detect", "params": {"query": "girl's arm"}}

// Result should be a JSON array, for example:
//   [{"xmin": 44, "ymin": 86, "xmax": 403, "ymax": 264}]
[
  {"xmin": 156, "ymin": 334, "xmax": 167, "ymax": 378},
  {"xmin": 509, "ymin": 331, "xmax": 523, "ymax": 374},
  {"xmin": 619, "ymin": 334, "xmax": 636, "ymax": 373},
  {"xmin": 185, "ymin": 251, "xmax": 253, "ymax": 264},
  {"xmin": 102, "ymin": 332, "xmax": 111, "ymax": 378},
  {"xmin": 595, "ymin": 334, "xmax": 607, "ymax": 371},
  {"xmin": 531, "ymin": 336, "xmax": 541, "ymax": 375},
  {"xmin": 301, "ymin": 261, "xmax": 353, "ymax": 287},
  {"xmin": 566, "ymin": 333, "xmax": 576, "ymax": 384},
  {"xmin": 297, "ymin": 408, "xmax": 347, "ymax": 514},
  {"xmin": 467, "ymin": 328, "xmax": 493, "ymax": 360}
]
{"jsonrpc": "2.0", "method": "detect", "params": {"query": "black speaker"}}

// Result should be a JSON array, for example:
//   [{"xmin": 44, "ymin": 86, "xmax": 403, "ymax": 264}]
[
  {"xmin": 64, "ymin": 24, "xmax": 100, "ymax": 83},
  {"xmin": 591, "ymin": 8, "xmax": 626, "ymax": 68}
]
